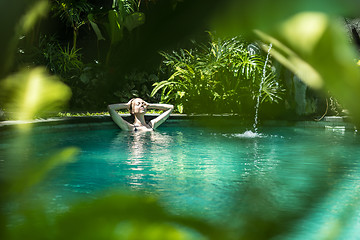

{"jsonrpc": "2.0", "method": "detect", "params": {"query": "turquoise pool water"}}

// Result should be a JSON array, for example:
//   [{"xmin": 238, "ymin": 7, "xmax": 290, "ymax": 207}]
[{"xmin": 1, "ymin": 119, "xmax": 360, "ymax": 239}]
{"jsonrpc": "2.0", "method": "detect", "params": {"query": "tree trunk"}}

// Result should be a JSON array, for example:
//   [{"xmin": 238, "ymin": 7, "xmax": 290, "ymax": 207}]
[{"xmin": 73, "ymin": 28, "xmax": 78, "ymax": 50}]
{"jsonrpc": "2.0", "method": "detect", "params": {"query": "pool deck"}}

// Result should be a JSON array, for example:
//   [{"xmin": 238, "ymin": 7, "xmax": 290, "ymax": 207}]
[{"xmin": 0, "ymin": 114, "xmax": 356, "ymax": 131}]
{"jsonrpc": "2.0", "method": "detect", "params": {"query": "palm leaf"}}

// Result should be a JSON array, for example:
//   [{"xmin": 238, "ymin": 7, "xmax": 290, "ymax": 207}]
[
  {"xmin": 260, "ymin": 72, "xmax": 284, "ymax": 103},
  {"xmin": 150, "ymin": 80, "xmax": 178, "ymax": 97}
]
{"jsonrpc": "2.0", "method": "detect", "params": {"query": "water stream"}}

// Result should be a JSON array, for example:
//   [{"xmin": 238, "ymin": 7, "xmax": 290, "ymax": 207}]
[{"xmin": 253, "ymin": 43, "xmax": 273, "ymax": 132}]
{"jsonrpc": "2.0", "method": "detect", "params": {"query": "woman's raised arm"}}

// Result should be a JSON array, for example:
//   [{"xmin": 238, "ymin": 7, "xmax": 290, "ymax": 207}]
[
  {"xmin": 107, "ymin": 102, "xmax": 133, "ymax": 131},
  {"xmin": 148, "ymin": 103, "xmax": 174, "ymax": 129}
]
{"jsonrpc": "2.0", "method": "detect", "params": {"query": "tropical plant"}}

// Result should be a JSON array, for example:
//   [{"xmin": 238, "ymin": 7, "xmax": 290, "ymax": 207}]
[
  {"xmin": 22, "ymin": 34, "xmax": 112, "ymax": 109},
  {"xmin": 52, "ymin": 0, "xmax": 93, "ymax": 50},
  {"xmin": 50, "ymin": 0, "xmax": 145, "ymax": 61},
  {"xmin": 151, "ymin": 33, "xmax": 284, "ymax": 114},
  {"xmin": 104, "ymin": 0, "xmax": 146, "ymax": 63},
  {"xmin": 57, "ymin": 44, "xmax": 83, "ymax": 74},
  {"xmin": 27, "ymin": 35, "xmax": 83, "ymax": 81}
]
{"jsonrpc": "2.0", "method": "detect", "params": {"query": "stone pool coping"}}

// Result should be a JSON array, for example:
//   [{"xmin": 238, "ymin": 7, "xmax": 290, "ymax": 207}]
[{"xmin": 0, "ymin": 114, "xmax": 355, "ymax": 131}]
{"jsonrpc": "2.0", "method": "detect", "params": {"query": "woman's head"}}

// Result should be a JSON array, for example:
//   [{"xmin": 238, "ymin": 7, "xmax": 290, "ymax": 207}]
[{"xmin": 129, "ymin": 98, "xmax": 148, "ymax": 115}]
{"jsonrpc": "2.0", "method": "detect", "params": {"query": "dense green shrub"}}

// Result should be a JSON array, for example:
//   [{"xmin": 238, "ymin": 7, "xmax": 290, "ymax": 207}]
[{"xmin": 151, "ymin": 33, "xmax": 284, "ymax": 114}]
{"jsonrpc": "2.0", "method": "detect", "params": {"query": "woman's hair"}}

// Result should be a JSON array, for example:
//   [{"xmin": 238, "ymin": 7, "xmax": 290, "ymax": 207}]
[
  {"xmin": 128, "ymin": 98, "xmax": 135, "ymax": 115},
  {"xmin": 127, "ymin": 98, "xmax": 136, "ymax": 123}
]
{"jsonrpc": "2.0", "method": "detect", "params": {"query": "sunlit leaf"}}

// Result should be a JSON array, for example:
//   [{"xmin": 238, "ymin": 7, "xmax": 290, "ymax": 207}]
[
  {"xmin": 177, "ymin": 91, "xmax": 185, "ymax": 99},
  {"xmin": 254, "ymin": 30, "xmax": 323, "ymax": 89},
  {"xmin": 212, "ymin": 0, "xmax": 360, "ymax": 38},
  {"xmin": 51, "ymin": 193, "xmax": 221, "ymax": 240},
  {"xmin": 17, "ymin": 0, "xmax": 49, "ymax": 34},
  {"xmin": 0, "ymin": 67, "xmax": 72, "ymax": 121},
  {"xmin": 177, "ymin": 104, "xmax": 184, "ymax": 113},
  {"xmin": 280, "ymin": 12, "xmax": 328, "ymax": 55},
  {"xmin": 151, "ymin": 80, "xmax": 177, "ymax": 97}
]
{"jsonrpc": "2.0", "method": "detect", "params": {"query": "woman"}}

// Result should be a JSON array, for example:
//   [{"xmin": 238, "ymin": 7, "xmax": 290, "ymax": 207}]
[{"xmin": 108, "ymin": 98, "xmax": 174, "ymax": 131}]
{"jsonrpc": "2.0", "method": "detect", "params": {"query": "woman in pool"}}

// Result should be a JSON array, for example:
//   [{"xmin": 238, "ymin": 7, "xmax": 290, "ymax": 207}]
[{"xmin": 108, "ymin": 98, "xmax": 174, "ymax": 131}]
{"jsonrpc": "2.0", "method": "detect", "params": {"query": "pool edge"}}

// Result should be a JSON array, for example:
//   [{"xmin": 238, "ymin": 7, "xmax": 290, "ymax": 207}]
[{"xmin": 0, "ymin": 114, "xmax": 356, "ymax": 131}]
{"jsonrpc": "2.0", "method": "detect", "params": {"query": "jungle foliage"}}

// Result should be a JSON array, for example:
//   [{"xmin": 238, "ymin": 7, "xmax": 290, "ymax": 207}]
[
  {"xmin": 15, "ymin": 0, "xmax": 159, "ymax": 110},
  {"xmin": 2, "ymin": 0, "xmax": 360, "ymax": 240}
]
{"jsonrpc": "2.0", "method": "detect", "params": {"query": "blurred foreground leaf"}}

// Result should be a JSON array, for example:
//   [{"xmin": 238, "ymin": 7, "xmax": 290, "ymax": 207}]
[
  {"xmin": 0, "ymin": 0, "xmax": 49, "ymax": 77},
  {"xmin": 213, "ymin": 0, "xmax": 360, "ymax": 126},
  {"xmin": 9, "ymin": 193, "xmax": 223, "ymax": 240},
  {"xmin": 255, "ymin": 13, "xmax": 360, "ymax": 126},
  {"xmin": 16, "ymin": 0, "xmax": 48, "ymax": 34},
  {"xmin": 7, "ymin": 147, "xmax": 79, "ymax": 195},
  {"xmin": 213, "ymin": 0, "xmax": 360, "ymax": 37},
  {"xmin": 0, "ymin": 67, "xmax": 72, "ymax": 121}
]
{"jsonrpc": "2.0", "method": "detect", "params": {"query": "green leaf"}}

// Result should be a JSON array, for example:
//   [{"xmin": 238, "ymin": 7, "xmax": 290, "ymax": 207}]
[
  {"xmin": 18, "ymin": 0, "xmax": 49, "ymax": 34},
  {"xmin": 124, "ymin": 12, "xmax": 145, "ymax": 32},
  {"xmin": 9, "ymin": 147, "xmax": 80, "ymax": 195},
  {"xmin": 108, "ymin": 10, "xmax": 123, "ymax": 44},
  {"xmin": 151, "ymin": 81, "xmax": 177, "ymax": 97},
  {"xmin": 177, "ymin": 91, "xmax": 186, "ymax": 99},
  {"xmin": 112, "ymin": 0, "xmax": 117, "ymax": 9},
  {"xmin": 88, "ymin": 15, "xmax": 105, "ymax": 41},
  {"xmin": 177, "ymin": 104, "xmax": 184, "ymax": 113}
]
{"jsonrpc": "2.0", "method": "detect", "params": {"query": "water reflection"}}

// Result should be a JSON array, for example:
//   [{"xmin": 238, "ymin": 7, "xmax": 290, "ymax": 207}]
[
  {"xmin": 108, "ymin": 128, "xmax": 252, "ymax": 218},
  {"xmin": 110, "ymin": 130, "xmax": 173, "ymax": 190}
]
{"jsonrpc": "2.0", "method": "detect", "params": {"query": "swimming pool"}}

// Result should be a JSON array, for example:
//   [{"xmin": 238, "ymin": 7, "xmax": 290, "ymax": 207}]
[{"xmin": 1, "ymin": 118, "xmax": 360, "ymax": 239}]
